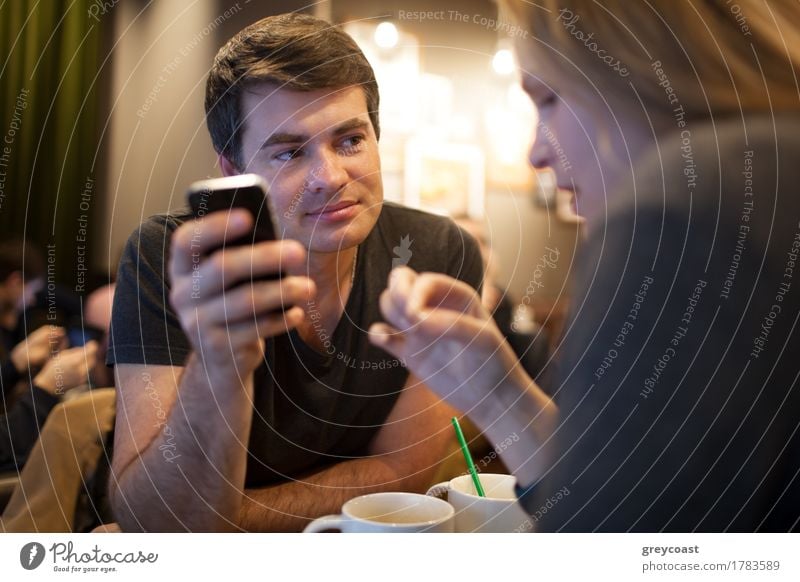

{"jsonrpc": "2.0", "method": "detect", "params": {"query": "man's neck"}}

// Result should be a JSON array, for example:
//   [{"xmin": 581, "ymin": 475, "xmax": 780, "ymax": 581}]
[
  {"xmin": 296, "ymin": 246, "xmax": 358, "ymax": 352},
  {"xmin": 306, "ymin": 246, "xmax": 357, "ymax": 307}
]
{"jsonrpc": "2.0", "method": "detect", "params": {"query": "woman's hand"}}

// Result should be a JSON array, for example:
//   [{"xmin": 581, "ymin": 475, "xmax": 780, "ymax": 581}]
[{"xmin": 368, "ymin": 267, "xmax": 531, "ymax": 417}]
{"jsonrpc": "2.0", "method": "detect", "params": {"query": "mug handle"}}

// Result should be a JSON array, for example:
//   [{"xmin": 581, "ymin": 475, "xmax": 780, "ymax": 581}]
[
  {"xmin": 303, "ymin": 514, "xmax": 345, "ymax": 533},
  {"xmin": 425, "ymin": 482, "xmax": 450, "ymax": 500}
]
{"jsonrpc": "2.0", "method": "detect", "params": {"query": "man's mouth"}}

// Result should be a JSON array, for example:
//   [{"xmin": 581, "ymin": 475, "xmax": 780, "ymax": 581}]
[{"xmin": 305, "ymin": 200, "xmax": 359, "ymax": 221}]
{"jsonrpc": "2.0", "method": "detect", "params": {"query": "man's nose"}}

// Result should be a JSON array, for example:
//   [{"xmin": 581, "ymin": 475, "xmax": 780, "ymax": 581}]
[{"xmin": 304, "ymin": 149, "xmax": 348, "ymax": 194}]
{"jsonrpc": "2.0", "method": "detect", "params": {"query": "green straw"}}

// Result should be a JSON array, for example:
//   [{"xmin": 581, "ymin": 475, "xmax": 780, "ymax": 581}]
[{"xmin": 451, "ymin": 416, "xmax": 486, "ymax": 497}]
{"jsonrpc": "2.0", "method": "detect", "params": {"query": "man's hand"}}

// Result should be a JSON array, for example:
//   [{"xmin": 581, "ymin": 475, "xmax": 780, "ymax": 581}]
[
  {"xmin": 168, "ymin": 209, "xmax": 315, "ymax": 377},
  {"xmin": 33, "ymin": 340, "xmax": 98, "ymax": 395},
  {"xmin": 11, "ymin": 325, "xmax": 64, "ymax": 373},
  {"xmin": 368, "ymin": 267, "xmax": 529, "ymax": 416},
  {"xmin": 110, "ymin": 210, "xmax": 317, "ymax": 532}
]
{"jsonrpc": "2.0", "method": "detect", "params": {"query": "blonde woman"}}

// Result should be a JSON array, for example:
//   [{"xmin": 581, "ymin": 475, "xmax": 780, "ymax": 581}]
[{"xmin": 371, "ymin": 1, "xmax": 800, "ymax": 531}]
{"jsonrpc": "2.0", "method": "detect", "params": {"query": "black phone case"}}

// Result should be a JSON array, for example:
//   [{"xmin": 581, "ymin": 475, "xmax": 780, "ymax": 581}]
[{"xmin": 187, "ymin": 179, "xmax": 285, "ymax": 287}]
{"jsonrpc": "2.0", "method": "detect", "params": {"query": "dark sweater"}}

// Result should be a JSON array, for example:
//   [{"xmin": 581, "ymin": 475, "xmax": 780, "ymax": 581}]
[{"xmin": 522, "ymin": 114, "xmax": 800, "ymax": 532}]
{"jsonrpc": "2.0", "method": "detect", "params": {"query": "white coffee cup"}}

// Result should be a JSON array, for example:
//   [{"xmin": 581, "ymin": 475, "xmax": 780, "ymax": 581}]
[
  {"xmin": 426, "ymin": 473, "xmax": 532, "ymax": 533},
  {"xmin": 303, "ymin": 492, "xmax": 455, "ymax": 533}
]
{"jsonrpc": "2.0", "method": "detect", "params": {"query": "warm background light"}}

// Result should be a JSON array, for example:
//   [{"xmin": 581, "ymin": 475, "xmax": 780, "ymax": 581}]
[
  {"xmin": 492, "ymin": 48, "xmax": 515, "ymax": 76},
  {"xmin": 374, "ymin": 21, "xmax": 399, "ymax": 48}
]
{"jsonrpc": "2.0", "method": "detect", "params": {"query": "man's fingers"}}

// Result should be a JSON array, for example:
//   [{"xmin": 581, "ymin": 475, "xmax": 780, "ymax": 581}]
[
  {"xmin": 223, "ymin": 305, "xmax": 305, "ymax": 344},
  {"xmin": 171, "ymin": 209, "xmax": 252, "ymax": 276},
  {"xmin": 171, "ymin": 240, "xmax": 306, "ymax": 306},
  {"xmin": 200, "ymin": 276, "xmax": 315, "ymax": 325}
]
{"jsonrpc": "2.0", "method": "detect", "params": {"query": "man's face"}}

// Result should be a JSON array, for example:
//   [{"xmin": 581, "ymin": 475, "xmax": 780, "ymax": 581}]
[{"xmin": 234, "ymin": 83, "xmax": 383, "ymax": 253}]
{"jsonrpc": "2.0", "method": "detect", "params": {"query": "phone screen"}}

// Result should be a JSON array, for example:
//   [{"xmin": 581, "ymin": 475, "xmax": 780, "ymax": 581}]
[{"xmin": 67, "ymin": 326, "xmax": 103, "ymax": 347}]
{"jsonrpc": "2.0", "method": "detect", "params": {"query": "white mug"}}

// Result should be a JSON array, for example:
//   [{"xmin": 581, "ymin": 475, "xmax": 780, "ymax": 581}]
[
  {"xmin": 426, "ymin": 473, "xmax": 532, "ymax": 532},
  {"xmin": 303, "ymin": 492, "xmax": 455, "ymax": 533}
]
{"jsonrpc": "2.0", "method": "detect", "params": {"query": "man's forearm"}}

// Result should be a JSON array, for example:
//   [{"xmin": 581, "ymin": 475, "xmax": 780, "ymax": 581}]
[
  {"xmin": 239, "ymin": 456, "xmax": 430, "ymax": 532},
  {"xmin": 112, "ymin": 355, "xmax": 254, "ymax": 532}
]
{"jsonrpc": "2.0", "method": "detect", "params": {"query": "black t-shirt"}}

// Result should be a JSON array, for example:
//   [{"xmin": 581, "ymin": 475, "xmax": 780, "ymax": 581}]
[
  {"xmin": 108, "ymin": 202, "xmax": 483, "ymax": 486},
  {"xmin": 527, "ymin": 114, "xmax": 800, "ymax": 532}
]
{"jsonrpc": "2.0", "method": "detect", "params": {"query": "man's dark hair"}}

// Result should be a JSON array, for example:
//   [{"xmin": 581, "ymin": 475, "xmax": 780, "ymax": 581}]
[
  {"xmin": 205, "ymin": 13, "xmax": 380, "ymax": 170},
  {"xmin": 0, "ymin": 240, "xmax": 44, "ymax": 282}
]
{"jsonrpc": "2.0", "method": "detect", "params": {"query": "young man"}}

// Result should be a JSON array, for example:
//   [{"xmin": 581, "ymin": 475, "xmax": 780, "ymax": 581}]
[{"xmin": 107, "ymin": 13, "xmax": 482, "ymax": 532}]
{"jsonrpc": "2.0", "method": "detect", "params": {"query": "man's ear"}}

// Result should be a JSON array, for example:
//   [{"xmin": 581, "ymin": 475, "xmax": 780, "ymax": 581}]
[{"xmin": 218, "ymin": 154, "xmax": 240, "ymax": 177}]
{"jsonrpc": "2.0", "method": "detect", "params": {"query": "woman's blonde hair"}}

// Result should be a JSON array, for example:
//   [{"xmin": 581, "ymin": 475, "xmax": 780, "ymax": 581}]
[{"xmin": 502, "ymin": 0, "xmax": 800, "ymax": 123}]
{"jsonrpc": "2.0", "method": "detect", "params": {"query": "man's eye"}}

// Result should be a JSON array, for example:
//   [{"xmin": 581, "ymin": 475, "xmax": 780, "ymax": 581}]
[
  {"xmin": 275, "ymin": 148, "xmax": 301, "ymax": 161},
  {"xmin": 339, "ymin": 135, "xmax": 364, "ymax": 153}
]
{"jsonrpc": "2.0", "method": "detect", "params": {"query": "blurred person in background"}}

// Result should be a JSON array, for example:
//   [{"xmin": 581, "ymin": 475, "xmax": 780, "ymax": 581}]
[
  {"xmin": 454, "ymin": 217, "xmax": 550, "ymax": 384},
  {"xmin": 0, "ymin": 241, "xmax": 104, "ymax": 470},
  {"xmin": 371, "ymin": 0, "xmax": 800, "ymax": 531},
  {"xmin": 0, "ymin": 331, "xmax": 98, "ymax": 471},
  {"xmin": 2, "ymin": 283, "xmax": 116, "ymax": 531},
  {"xmin": 0, "ymin": 241, "xmax": 81, "ymax": 346}
]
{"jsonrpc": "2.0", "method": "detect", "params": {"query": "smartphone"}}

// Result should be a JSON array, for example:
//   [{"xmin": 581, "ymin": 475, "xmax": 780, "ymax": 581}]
[
  {"xmin": 187, "ymin": 174, "xmax": 286, "ymax": 279},
  {"xmin": 187, "ymin": 173, "xmax": 278, "ymax": 246},
  {"xmin": 66, "ymin": 325, "xmax": 103, "ymax": 347}
]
